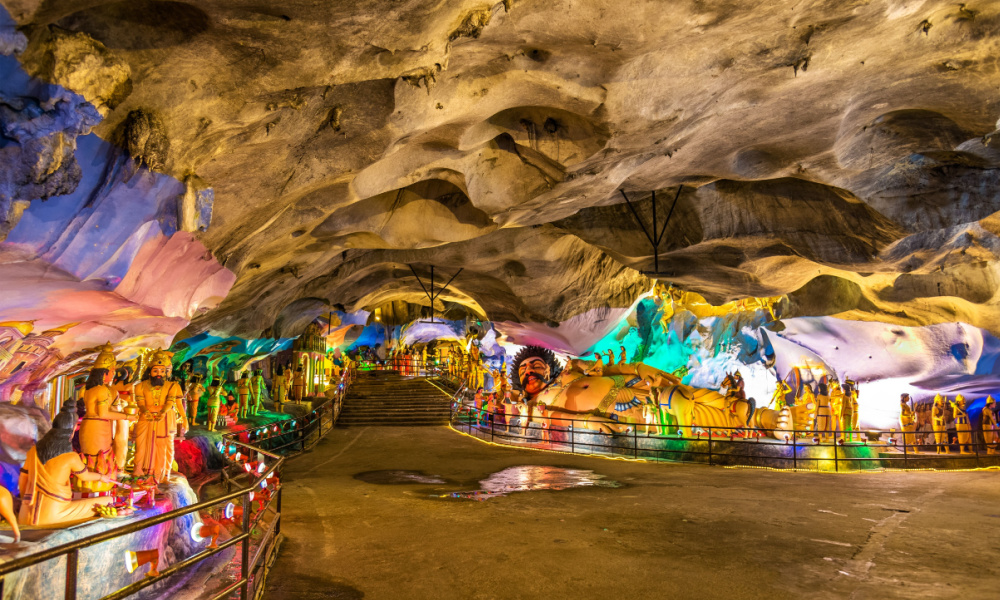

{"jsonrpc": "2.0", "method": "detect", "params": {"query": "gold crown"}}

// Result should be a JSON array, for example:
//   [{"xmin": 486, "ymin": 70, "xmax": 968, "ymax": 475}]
[
  {"xmin": 148, "ymin": 350, "xmax": 173, "ymax": 369},
  {"xmin": 93, "ymin": 342, "xmax": 117, "ymax": 370}
]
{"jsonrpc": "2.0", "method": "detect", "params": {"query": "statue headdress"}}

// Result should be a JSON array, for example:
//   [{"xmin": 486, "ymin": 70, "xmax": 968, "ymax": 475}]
[
  {"xmin": 149, "ymin": 350, "xmax": 173, "ymax": 369},
  {"xmin": 93, "ymin": 342, "xmax": 117, "ymax": 370}
]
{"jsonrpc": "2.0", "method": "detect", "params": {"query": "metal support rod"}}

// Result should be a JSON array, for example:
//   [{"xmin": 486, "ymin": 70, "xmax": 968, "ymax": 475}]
[
  {"xmin": 240, "ymin": 492, "xmax": 251, "ymax": 600},
  {"xmin": 618, "ymin": 186, "xmax": 683, "ymax": 275},
  {"xmin": 65, "ymin": 549, "xmax": 78, "ymax": 600}
]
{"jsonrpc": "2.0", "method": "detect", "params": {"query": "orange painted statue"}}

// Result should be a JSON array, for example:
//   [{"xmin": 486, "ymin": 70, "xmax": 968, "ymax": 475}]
[
  {"xmin": 79, "ymin": 344, "xmax": 136, "ymax": 487},
  {"xmin": 931, "ymin": 394, "xmax": 948, "ymax": 454},
  {"xmin": 19, "ymin": 401, "xmax": 117, "ymax": 527},
  {"xmin": 133, "ymin": 351, "xmax": 188, "ymax": 483},
  {"xmin": 237, "ymin": 373, "xmax": 251, "ymax": 419},
  {"xmin": 510, "ymin": 346, "xmax": 809, "ymax": 440}
]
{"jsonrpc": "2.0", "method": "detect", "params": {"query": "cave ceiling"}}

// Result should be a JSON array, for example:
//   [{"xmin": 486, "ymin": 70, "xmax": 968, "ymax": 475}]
[{"xmin": 4, "ymin": 0, "xmax": 1000, "ymax": 339}]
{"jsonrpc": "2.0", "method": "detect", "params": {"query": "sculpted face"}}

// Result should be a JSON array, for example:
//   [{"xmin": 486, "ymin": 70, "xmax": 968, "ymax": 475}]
[
  {"xmin": 518, "ymin": 357, "xmax": 551, "ymax": 396},
  {"xmin": 103, "ymin": 370, "xmax": 113, "ymax": 385},
  {"xmin": 151, "ymin": 365, "xmax": 167, "ymax": 386}
]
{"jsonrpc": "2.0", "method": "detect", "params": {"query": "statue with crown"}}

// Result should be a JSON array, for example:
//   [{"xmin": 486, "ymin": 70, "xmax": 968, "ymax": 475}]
[
  {"xmin": 133, "ymin": 349, "xmax": 188, "ymax": 483},
  {"xmin": 79, "ymin": 343, "xmax": 137, "ymax": 491}
]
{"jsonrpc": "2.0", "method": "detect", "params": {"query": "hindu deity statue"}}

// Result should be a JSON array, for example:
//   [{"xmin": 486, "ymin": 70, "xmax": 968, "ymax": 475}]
[
  {"xmin": 134, "ymin": 351, "xmax": 188, "ymax": 483},
  {"xmin": 511, "ymin": 346, "xmax": 810, "ymax": 439},
  {"xmin": 19, "ymin": 401, "xmax": 117, "ymax": 527},
  {"xmin": 110, "ymin": 363, "xmax": 138, "ymax": 472},
  {"xmin": 899, "ymin": 393, "xmax": 917, "ymax": 447},
  {"xmin": 770, "ymin": 380, "xmax": 792, "ymax": 410},
  {"xmin": 237, "ymin": 373, "xmax": 251, "ymax": 419},
  {"xmin": 206, "ymin": 378, "xmax": 224, "ymax": 432},
  {"xmin": 813, "ymin": 380, "xmax": 836, "ymax": 441},
  {"xmin": 250, "ymin": 369, "xmax": 266, "ymax": 415},
  {"xmin": 839, "ymin": 380, "xmax": 859, "ymax": 442},
  {"xmin": 187, "ymin": 374, "xmax": 205, "ymax": 426},
  {"xmin": 931, "ymin": 394, "xmax": 948, "ymax": 453},
  {"xmin": 983, "ymin": 396, "xmax": 998, "ymax": 455},
  {"xmin": 951, "ymin": 394, "xmax": 972, "ymax": 454},
  {"xmin": 79, "ymin": 343, "xmax": 136, "ymax": 487},
  {"xmin": 618, "ymin": 346, "xmax": 627, "ymax": 365},
  {"xmin": 272, "ymin": 365, "xmax": 287, "ymax": 405},
  {"xmin": 292, "ymin": 366, "xmax": 306, "ymax": 402}
]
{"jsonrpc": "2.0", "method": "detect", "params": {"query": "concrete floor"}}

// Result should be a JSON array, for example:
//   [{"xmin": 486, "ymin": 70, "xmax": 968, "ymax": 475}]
[{"xmin": 264, "ymin": 426, "xmax": 1000, "ymax": 600}]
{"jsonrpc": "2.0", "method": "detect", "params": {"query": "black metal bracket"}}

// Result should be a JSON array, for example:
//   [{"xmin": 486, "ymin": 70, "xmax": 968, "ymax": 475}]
[
  {"xmin": 619, "ymin": 185, "xmax": 683, "ymax": 276},
  {"xmin": 409, "ymin": 264, "xmax": 463, "ymax": 324}
]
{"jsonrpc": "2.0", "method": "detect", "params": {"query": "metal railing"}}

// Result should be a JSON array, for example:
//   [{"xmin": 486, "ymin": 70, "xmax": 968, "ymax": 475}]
[
  {"xmin": 450, "ymin": 393, "xmax": 1000, "ymax": 472},
  {"xmin": 0, "ymin": 369, "xmax": 353, "ymax": 600}
]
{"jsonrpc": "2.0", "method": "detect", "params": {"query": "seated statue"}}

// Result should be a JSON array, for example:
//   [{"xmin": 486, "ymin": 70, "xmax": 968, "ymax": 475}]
[
  {"xmin": 510, "ymin": 346, "xmax": 809, "ymax": 440},
  {"xmin": 19, "ymin": 401, "xmax": 116, "ymax": 527}
]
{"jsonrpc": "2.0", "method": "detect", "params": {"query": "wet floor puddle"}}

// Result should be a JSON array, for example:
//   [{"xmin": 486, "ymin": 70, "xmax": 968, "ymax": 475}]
[
  {"xmin": 440, "ymin": 465, "xmax": 621, "ymax": 501},
  {"xmin": 354, "ymin": 470, "xmax": 448, "ymax": 484}
]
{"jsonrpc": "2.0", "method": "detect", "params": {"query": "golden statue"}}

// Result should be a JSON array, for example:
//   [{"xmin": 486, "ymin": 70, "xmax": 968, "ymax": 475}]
[
  {"xmin": 770, "ymin": 381, "xmax": 792, "ymax": 410},
  {"xmin": 931, "ymin": 394, "xmax": 948, "ymax": 453},
  {"xmin": 206, "ymin": 378, "xmax": 224, "ymax": 432},
  {"xmin": 111, "ymin": 360, "xmax": 138, "ymax": 472},
  {"xmin": 899, "ymin": 393, "xmax": 917, "ymax": 447},
  {"xmin": 187, "ymin": 374, "xmax": 205, "ymax": 426},
  {"xmin": 250, "ymin": 369, "xmax": 266, "ymax": 415},
  {"xmin": 984, "ymin": 396, "xmax": 998, "ymax": 455},
  {"xmin": 839, "ymin": 380, "xmax": 859, "ymax": 442},
  {"xmin": 79, "ymin": 344, "xmax": 136, "ymax": 487},
  {"xmin": 237, "ymin": 373, "xmax": 251, "ymax": 419},
  {"xmin": 951, "ymin": 394, "xmax": 972, "ymax": 454},
  {"xmin": 133, "ymin": 351, "xmax": 188, "ymax": 483},
  {"xmin": 813, "ymin": 382, "xmax": 836, "ymax": 441},
  {"xmin": 292, "ymin": 366, "xmax": 306, "ymax": 403},
  {"xmin": 511, "ymin": 346, "xmax": 809, "ymax": 439},
  {"xmin": 19, "ymin": 401, "xmax": 117, "ymax": 527},
  {"xmin": 272, "ymin": 365, "xmax": 287, "ymax": 405}
]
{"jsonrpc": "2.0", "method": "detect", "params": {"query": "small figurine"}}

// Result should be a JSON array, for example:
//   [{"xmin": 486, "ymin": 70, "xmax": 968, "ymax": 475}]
[
  {"xmin": 618, "ymin": 345, "xmax": 628, "ymax": 365},
  {"xmin": 292, "ymin": 366, "xmax": 306, "ymax": 403},
  {"xmin": 206, "ymin": 379, "xmax": 223, "ymax": 432}
]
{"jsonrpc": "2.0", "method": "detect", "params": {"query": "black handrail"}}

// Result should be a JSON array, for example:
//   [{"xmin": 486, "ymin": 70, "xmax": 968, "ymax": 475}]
[
  {"xmin": 450, "ymin": 394, "xmax": 1000, "ymax": 472},
  {"xmin": 0, "ymin": 368, "xmax": 354, "ymax": 600}
]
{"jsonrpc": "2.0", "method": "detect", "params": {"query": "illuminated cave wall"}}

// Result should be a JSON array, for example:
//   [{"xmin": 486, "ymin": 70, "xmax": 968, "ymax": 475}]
[
  {"xmin": 0, "ymin": 13, "xmax": 234, "ymax": 409},
  {"xmin": 512, "ymin": 290, "xmax": 1000, "ymax": 431}
]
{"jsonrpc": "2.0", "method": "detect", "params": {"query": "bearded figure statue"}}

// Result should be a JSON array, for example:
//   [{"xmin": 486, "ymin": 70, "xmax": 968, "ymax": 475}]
[{"xmin": 510, "ymin": 346, "xmax": 809, "ymax": 439}]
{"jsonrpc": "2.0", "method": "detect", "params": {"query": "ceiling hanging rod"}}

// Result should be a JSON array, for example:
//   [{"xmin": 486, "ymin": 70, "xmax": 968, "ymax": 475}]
[
  {"xmin": 619, "ymin": 185, "xmax": 683, "ymax": 276},
  {"xmin": 408, "ymin": 264, "xmax": 463, "ymax": 324}
]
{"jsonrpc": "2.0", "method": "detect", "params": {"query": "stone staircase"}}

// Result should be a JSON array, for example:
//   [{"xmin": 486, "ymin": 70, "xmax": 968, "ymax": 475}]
[{"xmin": 337, "ymin": 371, "xmax": 453, "ymax": 426}]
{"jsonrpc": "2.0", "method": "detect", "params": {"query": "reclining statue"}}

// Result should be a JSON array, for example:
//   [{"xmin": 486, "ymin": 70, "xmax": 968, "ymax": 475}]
[{"xmin": 510, "ymin": 346, "xmax": 809, "ymax": 440}]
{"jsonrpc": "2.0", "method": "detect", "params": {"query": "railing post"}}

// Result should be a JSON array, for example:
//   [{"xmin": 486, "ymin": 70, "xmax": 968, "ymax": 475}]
[
  {"xmin": 65, "ymin": 548, "xmax": 78, "ymax": 600},
  {"xmin": 792, "ymin": 434, "xmax": 797, "ymax": 470},
  {"xmin": 902, "ymin": 432, "xmax": 908, "ymax": 469},
  {"xmin": 633, "ymin": 426, "xmax": 638, "ymax": 459},
  {"xmin": 834, "ymin": 439, "xmax": 838, "ymax": 473},
  {"xmin": 241, "ymin": 491, "xmax": 251, "ymax": 600},
  {"xmin": 708, "ymin": 427, "xmax": 713, "ymax": 466},
  {"xmin": 571, "ymin": 422, "xmax": 575, "ymax": 454}
]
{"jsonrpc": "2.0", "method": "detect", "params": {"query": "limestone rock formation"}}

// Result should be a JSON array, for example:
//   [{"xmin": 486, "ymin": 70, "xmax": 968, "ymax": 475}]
[{"xmin": 2, "ymin": 0, "xmax": 1000, "ymax": 343}]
